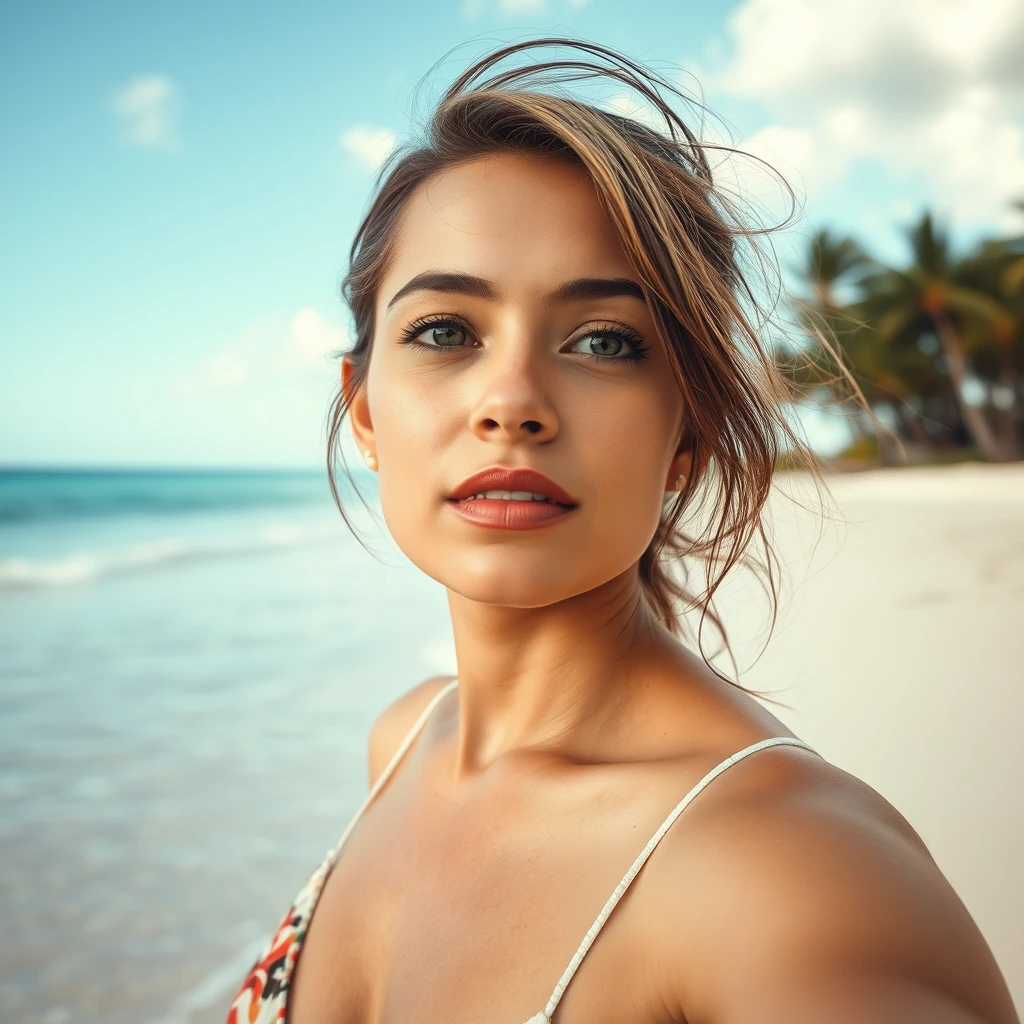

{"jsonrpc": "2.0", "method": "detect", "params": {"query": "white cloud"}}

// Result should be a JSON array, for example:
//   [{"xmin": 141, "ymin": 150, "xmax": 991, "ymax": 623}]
[
  {"xmin": 201, "ymin": 351, "xmax": 248, "ymax": 388},
  {"xmin": 173, "ymin": 347, "xmax": 252, "ymax": 396},
  {"xmin": 110, "ymin": 75, "xmax": 179, "ymax": 149},
  {"xmin": 738, "ymin": 125, "xmax": 839, "ymax": 199},
  {"xmin": 172, "ymin": 350, "xmax": 248, "ymax": 396},
  {"xmin": 606, "ymin": 93, "xmax": 673, "ymax": 135},
  {"xmin": 287, "ymin": 309, "xmax": 349, "ymax": 370},
  {"xmin": 172, "ymin": 311, "xmax": 343, "ymax": 398},
  {"xmin": 339, "ymin": 125, "xmax": 396, "ymax": 171},
  {"xmin": 711, "ymin": 0, "xmax": 1024, "ymax": 227}
]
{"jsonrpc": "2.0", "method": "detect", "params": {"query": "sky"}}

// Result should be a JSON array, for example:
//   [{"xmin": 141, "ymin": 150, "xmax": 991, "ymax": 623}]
[{"xmin": 2, "ymin": 0, "xmax": 1022, "ymax": 467}]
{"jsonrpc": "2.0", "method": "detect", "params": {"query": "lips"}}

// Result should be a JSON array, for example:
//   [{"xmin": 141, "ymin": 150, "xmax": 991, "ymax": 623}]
[
  {"xmin": 447, "ymin": 466, "xmax": 578, "ymax": 531},
  {"xmin": 448, "ymin": 467, "xmax": 577, "ymax": 506}
]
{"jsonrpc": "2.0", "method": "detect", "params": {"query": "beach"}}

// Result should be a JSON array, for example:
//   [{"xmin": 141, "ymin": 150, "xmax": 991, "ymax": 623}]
[
  {"xmin": 1, "ymin": 463, "xmax": 1020, "ymax": 1022},
  {"xmin": 716, "ymin": 463, "xmax": 1024, "ymax": 1013}
]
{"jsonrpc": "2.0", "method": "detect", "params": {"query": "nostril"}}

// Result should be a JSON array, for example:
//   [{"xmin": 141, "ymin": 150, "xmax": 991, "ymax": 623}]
[{"xmin": 523, "ymin": 420, "xmax": 542, "ymax": 434}]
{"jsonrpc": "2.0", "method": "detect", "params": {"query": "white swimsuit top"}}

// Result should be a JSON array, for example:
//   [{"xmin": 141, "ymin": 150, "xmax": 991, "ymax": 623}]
[{"xmin": 226, "ymin": 678, "xmax": 819, "ymax": 1023}]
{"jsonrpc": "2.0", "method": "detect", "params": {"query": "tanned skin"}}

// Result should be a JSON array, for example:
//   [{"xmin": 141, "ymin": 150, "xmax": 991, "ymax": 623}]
[{"xmin": 286, "ymin": 152, "xmax": 1019, "ymax": 1024}]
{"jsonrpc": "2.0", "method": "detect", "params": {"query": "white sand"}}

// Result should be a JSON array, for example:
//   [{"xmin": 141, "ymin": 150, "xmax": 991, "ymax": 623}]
[{"xmin": 705, "ymin": 463, "xmax": 1023, "ymax": 1011}]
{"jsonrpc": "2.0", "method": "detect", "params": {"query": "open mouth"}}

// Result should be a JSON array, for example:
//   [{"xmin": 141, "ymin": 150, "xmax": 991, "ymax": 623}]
[
  {"xmin": 456, "ymin": 489, "xmax": 573, "ymax": 506},
  {"xmin": 447, "ymin": 467, "xmax": 578, "ymax": 529}
]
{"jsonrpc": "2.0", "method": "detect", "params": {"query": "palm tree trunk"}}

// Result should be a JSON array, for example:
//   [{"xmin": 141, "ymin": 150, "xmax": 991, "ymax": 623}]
[
  {"xmin": 898, "ymin": 403, "xmax": 934, "ymax": 450},
  {"xmin": 995, "ymin": 350, "xmax": 1022, "ymax": 460},
  {"xmin": 931, "ymin": 309, "xmax": 1007, "ymax": 461}
]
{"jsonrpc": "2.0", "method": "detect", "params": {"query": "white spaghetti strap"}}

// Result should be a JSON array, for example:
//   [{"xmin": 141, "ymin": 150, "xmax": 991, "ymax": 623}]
[
  {"xmin": 532, "ymin": 734, "xmax": 819, "ymax": 1023},
  {"xmin": 330, "ymin": 678, "xmax": 459, "ymax": 858}
]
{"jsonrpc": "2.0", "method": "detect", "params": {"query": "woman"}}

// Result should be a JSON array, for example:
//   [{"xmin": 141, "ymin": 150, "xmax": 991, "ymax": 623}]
[{"xmin": 227, "ymin": 39, "xmax": 1017, "ymax": 1024}]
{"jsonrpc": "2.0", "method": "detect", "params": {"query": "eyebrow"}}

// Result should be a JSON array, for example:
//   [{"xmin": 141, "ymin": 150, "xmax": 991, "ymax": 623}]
[{"xmin": 385, "ymin": 271, "xmax": 646, "ymax": 310}]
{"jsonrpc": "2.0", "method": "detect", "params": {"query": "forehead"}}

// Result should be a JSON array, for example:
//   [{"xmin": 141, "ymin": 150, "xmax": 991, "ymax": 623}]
[{"xmin": 379, "ymin": 152, "xmax": 635, "ymax": 302}]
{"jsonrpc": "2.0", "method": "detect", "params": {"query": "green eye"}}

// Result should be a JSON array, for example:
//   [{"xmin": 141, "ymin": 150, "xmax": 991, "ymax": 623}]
[
  {"xmin": 581, "ymin": 333, "xmax": 624, "ymax": 357},
  {"xmin": 569, "ymin": 328, "xmax": 648, "ymax": 361},
  {"xmin": 400, "ymin": 317, "xmax": 476, "ymax": 352},
  {"xmin": 426, "ymin": 325, "xmax": 466, "ymax": 347}
]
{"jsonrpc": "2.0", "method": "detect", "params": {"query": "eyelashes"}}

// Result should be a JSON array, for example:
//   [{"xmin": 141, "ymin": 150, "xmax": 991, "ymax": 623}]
[
  {"xmin": 398, "ymin": 314, "xmax": 476, "ymax": 351},
  {"xmin": 397, "ymin": 313, "xmax": 651, "ymax": 363},
  {"xmin": 569, "ymin": 323, "xmax": 650, "ymax": 363}
]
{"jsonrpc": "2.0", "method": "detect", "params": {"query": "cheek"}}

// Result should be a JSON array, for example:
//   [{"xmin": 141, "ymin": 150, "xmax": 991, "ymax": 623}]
[
  {"xmin": 368, "ymin": 364, "xmax": 447, "ymax": 454},
  {"xmin": 364, "ymin": 355, "xmax": 451, "ymax": 534},
  {"xmin": 569, "ymin": 382, "xmax": 679, "ymax": 556}
]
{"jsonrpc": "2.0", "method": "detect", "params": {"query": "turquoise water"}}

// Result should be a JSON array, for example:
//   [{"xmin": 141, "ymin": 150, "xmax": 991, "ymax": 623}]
[
  {"xmin": 0, "ymin": 469, "xmax": 347, "ymax": 587},
  {"xmin": 0, "ymin": 468, "xmax": 455, "ymax": 1024},
  {"xmin": 0, "ymin": 468, "xmax": 332, "ymax": 524}
]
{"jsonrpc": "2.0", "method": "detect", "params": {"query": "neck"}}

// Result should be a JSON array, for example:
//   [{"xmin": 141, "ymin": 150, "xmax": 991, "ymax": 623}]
[{"xmin": 445, "ymin": 567, "xmax": 677, "ymax": 773}]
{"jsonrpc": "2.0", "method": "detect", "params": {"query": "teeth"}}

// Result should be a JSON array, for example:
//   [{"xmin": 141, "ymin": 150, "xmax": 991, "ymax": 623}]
[{"xmin": 469, "ymin": 490, "xmax": 557, "ymax": 503}]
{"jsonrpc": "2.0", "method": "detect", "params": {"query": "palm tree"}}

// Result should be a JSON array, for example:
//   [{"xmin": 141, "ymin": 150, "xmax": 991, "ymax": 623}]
[
  {"xmin": 788, "ymin": 229, "xmax": 915, "ymax": 461},
  {"xmin": 859, "ymin": 213, "xmax": 1013, "ymax": 462},
  {"xmin": 801, "ymin": 229, "xmax": 873, "ymax": 307},
  {"xmin": 788, "ymin": 230, "xmax": 873, "ymax": 398},
  {"xmin": 957, "ymin": 235, "xmax": 1024, "ymax": 458}
]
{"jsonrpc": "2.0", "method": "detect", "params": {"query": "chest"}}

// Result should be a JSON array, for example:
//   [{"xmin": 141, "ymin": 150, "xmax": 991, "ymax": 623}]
[{"xmin": 285, "ymin": 767, "xmax": 681, "ymax": 1024}]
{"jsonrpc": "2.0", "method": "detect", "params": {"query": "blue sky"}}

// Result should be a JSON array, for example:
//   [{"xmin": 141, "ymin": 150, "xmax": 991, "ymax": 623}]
[{"xmin": 3, "ymin": 0, "xmax": 1022, "ymax": 467}]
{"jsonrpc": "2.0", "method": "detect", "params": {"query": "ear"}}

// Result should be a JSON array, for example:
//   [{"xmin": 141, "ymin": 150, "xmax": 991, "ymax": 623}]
[
  {"xmin": 342, "ymin": 357, "xmax": 375, "ymax": 459},
  {"xmin": 666, "ymin": 427, "xmax": 694, "ymax": 491}
]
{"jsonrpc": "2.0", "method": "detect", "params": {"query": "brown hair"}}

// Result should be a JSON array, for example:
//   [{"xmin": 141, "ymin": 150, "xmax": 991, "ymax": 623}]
[{"xmin": 326, "ymin": 38, "xmax": 836, "ymax": 700}]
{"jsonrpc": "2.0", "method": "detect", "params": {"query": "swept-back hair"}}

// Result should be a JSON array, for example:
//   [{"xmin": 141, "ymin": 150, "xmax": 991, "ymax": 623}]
[{"xmin": 327, "ymin": 38, "xmax": 837, "ymax": 700}]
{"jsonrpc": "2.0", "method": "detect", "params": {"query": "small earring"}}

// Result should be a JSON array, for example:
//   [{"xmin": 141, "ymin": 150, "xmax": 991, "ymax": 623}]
[
  {"xmin": 675, "ymin": 473, "xmax": 687, "ymax": 490},
  {"xmin": 363, "ymin": 449, "xmax": 378, "ymax": 470}
]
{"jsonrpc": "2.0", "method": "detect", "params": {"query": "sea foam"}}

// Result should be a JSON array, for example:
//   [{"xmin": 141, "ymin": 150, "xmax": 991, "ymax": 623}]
[{"xmin": 0, "ymin": 523, "xmax": 339, "ymax": 590}]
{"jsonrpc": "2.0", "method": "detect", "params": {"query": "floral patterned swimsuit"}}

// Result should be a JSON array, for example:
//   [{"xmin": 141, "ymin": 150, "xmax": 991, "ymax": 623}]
[{"xmin": 225, "ymin": 679, "xmax": 818, "ymax": 1023}]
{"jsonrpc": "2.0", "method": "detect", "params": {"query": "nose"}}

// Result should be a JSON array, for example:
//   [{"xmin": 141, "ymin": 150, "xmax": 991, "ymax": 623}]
[{"xmin": 468, "ymin": 355, "xmax": 559, "ymax": 445}]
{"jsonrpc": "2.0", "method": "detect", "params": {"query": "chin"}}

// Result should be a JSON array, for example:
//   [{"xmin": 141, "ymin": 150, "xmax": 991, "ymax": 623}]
[{"xmin": 413, "ymin": 547, "xmax": 597, "ymax": 608}]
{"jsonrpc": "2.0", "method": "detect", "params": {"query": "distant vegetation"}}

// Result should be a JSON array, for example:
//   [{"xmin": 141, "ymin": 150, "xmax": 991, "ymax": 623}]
[{"xmin": 780, "ymin": 206, "xmax": 1024, "ymax": 466}]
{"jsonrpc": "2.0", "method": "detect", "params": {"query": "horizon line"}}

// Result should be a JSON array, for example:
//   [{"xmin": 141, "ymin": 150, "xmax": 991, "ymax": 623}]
[{"xmin": 0, "ymin": 462, "xmax": 340, "ymax": 474}]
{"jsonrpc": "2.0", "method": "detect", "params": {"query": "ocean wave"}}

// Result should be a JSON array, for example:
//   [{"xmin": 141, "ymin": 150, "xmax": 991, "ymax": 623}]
[
  {"xmin": 0, "ymin": 468, "xmax": 373, "ymax": 525},
  {"xmin": 0, "ymin": 523, "xmax": 341, "ymax": 591}
]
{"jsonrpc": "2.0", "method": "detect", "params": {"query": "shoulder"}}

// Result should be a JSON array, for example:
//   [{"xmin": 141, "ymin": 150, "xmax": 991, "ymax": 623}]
[
  {"xmin": 367, "ymin": 675, "xmax": 457, "ymax": 787},
  {"xmin": 641, "ymin": 744, "xmax": 1017, "ymax": 1023}
]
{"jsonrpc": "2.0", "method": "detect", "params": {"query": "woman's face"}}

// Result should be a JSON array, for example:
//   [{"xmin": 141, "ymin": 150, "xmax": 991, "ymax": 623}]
[{"xmin": 345, "ymin": 151, "xmax": 690, "ymax": 609}]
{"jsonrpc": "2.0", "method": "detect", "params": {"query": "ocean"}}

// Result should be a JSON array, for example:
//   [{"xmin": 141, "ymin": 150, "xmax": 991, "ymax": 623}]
[{"xmin": 0, "ymin": 468, "xmax": 455, "ymax": 1024}]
